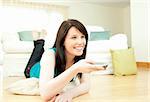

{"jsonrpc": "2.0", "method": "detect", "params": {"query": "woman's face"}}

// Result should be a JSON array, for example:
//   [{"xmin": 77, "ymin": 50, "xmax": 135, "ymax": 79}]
[{"xmin": 64, "ymin": 27, "xmax": 86, "ymax": 58}]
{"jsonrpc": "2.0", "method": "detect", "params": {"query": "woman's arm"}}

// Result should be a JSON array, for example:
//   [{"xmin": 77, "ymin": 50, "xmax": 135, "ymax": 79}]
[
  {"xmin": 54, "ymin": 73, "xmax": 90, "ymax": 102},
  {"xmin": 39, "ymin": 50, "xmax": 104, "ymax": 101},
  {"xmin": 39, "ymin": 50, "xmax": 79, "ymax": 101}
]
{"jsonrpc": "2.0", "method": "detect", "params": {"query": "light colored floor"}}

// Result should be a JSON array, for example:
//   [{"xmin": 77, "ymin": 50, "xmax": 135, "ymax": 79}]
[{"xmin": 1, "ymin": 67, "xmax": 150, "ymax": 102}]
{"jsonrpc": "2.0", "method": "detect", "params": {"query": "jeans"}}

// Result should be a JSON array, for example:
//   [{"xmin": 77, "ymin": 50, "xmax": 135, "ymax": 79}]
[{"xmin": 24, "ymin": 39, "xmax": 44, "ymax": 78}]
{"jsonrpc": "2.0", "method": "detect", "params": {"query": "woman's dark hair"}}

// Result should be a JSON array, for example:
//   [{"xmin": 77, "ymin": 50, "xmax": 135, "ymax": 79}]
[{"xmin": 53, "ymin": 19, "xmax": 88, "ymax": 78}]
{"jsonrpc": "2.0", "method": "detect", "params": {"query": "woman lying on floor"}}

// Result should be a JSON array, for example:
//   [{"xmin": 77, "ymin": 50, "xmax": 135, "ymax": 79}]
[{"xmin": 24, "ymin": 19, "xmax": 105, "ymax": 102}]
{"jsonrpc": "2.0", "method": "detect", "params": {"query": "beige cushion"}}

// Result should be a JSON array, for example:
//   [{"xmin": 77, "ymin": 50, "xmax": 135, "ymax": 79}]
[
  {"xmin": 6, "ymin": 77, "xmax": 80, "ymax": 96},
  {"xmin": 6, "ymin": 78, "xmax": 40, "ymax": 96},
  {"xmin": 111, "ymin": 48, "xmax": 137, "ymax": 76}
]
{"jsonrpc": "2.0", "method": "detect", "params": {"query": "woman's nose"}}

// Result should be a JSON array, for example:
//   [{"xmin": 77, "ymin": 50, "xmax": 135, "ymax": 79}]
[{"xmin": 77, "ymin": 38, "xmax": 84, "ymax": 44}]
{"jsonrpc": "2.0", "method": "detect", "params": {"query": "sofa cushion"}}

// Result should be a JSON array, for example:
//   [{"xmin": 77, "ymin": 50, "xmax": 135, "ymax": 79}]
[
  {"xmin": 2, "ymin": 32, "xmax": 20, "ymax": 42},
  {"xmin": 3, "ymin": 41, "xmax": 34, "ymax": 53},
  {"xmin": 111, "ymin": 48, "xmax": 137, "ymax": 76},
  {"xmin": 89, "ymin": 31, "xmax": 110, "ymax": 41},
  {"xmin": 3, "ymin": 53, "xmax": 31, "ymax": 76},
  {"xmin": 87, "ymin": 40, "xmax": 111, "ymax": 53},
  {"xmin": 18, "ymin": 31, "xmax": 33, "ymax": 41},
  {"xmin": 110, "ymin": 34, "xmax": 128, "ymax": 50}
]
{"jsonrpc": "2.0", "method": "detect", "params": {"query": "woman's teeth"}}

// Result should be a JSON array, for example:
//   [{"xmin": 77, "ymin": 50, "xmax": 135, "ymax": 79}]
[{"xmin": 74, "ymin": 47, "xmax": 83, "ymax": 51}]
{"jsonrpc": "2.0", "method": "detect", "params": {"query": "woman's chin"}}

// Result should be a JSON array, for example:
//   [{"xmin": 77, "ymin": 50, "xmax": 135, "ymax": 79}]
[{"xmin": 75, "ymin": 52, "xmax": 83, "ymax": 56}]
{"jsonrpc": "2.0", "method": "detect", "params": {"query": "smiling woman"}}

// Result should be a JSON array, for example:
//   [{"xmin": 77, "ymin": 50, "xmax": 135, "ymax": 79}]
[{"xmin": 22, "ymin": 19, "xmax": 106, "ymax": 101}]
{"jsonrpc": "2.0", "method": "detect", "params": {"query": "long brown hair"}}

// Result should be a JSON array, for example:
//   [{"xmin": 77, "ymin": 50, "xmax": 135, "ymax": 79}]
[{"xmin": 53, "ymin": 19, "xmax": 88, "ymax": 78}]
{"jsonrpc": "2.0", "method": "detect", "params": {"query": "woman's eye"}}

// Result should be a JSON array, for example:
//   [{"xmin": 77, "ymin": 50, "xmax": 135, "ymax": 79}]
[
  {"xmin": 81, "ymin": 35, "xmax": 85, "ymax": 38},
  {"xmin": 71, "ymin": 36, "xmax": 77, "ymax": 39}
]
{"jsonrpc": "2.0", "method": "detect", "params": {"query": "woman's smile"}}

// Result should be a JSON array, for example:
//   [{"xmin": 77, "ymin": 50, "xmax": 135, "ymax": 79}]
[{"xmin": 73, "ymin": 46, "xmax": 84, "ymax": 52}]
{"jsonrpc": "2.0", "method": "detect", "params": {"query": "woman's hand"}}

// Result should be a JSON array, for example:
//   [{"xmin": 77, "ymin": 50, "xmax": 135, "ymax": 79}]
[
  {"xmin": 72, "ymin": 59, "xmax": 105, "ymax": 73},
  {"xmin": 54, "ymin": 92, "xmax": 73, "ymax": 102}
]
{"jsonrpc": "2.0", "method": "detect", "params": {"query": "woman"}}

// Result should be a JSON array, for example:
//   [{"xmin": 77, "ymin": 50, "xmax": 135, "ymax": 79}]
[{"xmin": 24, "ymin": 19, "xmax": 105, "ymax": 102}]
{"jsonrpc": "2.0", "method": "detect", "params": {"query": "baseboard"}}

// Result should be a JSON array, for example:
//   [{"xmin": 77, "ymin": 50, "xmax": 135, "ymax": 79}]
[{"xmin": 136, "ymin": 62, "xmax": 150, "ymax": 68}]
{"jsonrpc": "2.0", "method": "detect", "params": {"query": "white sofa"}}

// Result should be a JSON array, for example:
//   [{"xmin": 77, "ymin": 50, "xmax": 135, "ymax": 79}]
[
  {"xmin": 2, "ymin": 31, "xmax": 56, "ymax": 76},
  {"xmin": 87, "ymin": 34, "xmax": 128, "ymax": 75},
  {"xmin": 2, "ymin": 27, "xmax": 128, "ymax": 76}
]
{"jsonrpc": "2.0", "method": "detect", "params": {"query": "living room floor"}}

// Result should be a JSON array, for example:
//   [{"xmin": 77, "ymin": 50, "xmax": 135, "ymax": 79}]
[{"xmin": 1, "ymin": 67, "xmax": 150, "ymax": 102}]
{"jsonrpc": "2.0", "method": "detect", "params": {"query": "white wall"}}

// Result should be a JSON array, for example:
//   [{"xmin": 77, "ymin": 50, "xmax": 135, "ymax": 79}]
[
  {"xmin": 0, "ymin": 33, "xmax": 3, "ymax": 64},
  {"xmin": 68, "ymin": 3, "xmax": 124, "ymax": 35},
  {"xmin": 130, "ymin": 0, "xmax": 149, "ymax": 62},
  {"xmin": 123, "ymin": 6, "xmax": 131, "ymax": 47},
  {"xmin": 0, "ymin": 7, "xmax": 50, "ymax": 32},
  {"xmin": 0, "ymin": 5, "xmax": 3, "ymax": 64},
  {"xmin": 68, "ymin": 3, "xmax": 132, "ymax": 47},
  {"xmin": 148, "ymin": 0, "xmax": 150, "ymax": 62}
]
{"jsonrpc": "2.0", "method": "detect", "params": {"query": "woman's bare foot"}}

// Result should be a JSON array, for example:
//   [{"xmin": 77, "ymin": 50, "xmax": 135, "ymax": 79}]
[
  {"xmin": 32, "ymin": 31, "xmax": 40, "ymax": 40},
  {"xmin": 39, "ymin": 29, "xmax": 47, "ymax": 39}
]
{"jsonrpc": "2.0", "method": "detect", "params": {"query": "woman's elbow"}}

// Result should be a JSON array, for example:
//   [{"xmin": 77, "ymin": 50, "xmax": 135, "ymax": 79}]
[
  {"xmin": 40, "ymin": 92, "xmax": 56, "ymax": 102},
  {"xmin": 40, "ymin": 88, "xmax": 55, "ymax": 101},
  {"xmin": 40, "ymin": 93, "xmax": 49, "ymax": 102}
]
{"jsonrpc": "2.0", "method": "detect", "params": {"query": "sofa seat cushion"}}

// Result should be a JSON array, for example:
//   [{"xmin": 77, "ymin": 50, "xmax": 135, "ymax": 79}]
[
  {"xmin": 3, "ymin": 53, "xmax": 31, "ymax": 76},
  {"xmin": 18, "ymin": 31, "xmax": 33, "ymax": 41}
]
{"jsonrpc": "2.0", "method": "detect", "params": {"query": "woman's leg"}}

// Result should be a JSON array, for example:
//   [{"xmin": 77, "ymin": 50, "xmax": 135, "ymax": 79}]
[{"xmin": 24, "ymin": 39, "xmax": 45, "ymax": 78}]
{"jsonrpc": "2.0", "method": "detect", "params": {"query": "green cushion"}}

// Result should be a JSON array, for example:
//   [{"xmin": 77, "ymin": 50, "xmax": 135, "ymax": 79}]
[
  {"xmin": 89, "ymin": 31, "xmax": 110, "ymax": 41},
  {"xmin": 111, "ymin": 48, "xmax": 137, "ymax": 76},
  {"xmin": 18, "ymin": 31, "xmax": 33, "ymax": 41}
]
